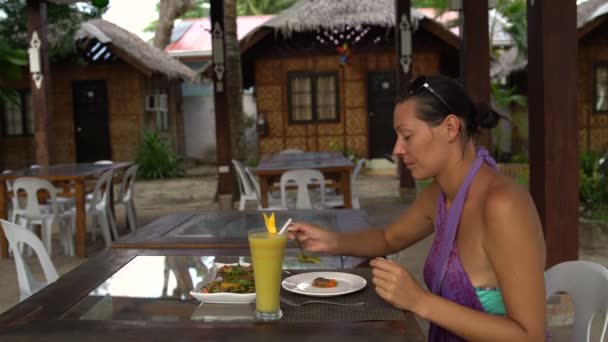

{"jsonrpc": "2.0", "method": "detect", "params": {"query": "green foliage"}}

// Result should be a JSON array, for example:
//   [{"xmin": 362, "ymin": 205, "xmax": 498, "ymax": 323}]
[
  {"xmin": 0, "ymin": 41, "xmax": 27, "ymax": 104},
  {"xmin": 136, "ymin": 131, "xmax": 185, "ymax": 179},
  {"xmin": 328, "ymin": 137, "xmax": 356, "ymax": 160},
  {"xmin": 579, "ymin": 151, "xmax": 608, "ymax": 217},
  {"xmin": 510, "ymin": 153, "xmax": 528, "ymax": 163},
  {"xmin": 495, "ymin": 0, "xmax": 527, "ymax": 57},
  {"xmin": 0, "ymin": 0, "xmax": 98, "ymax": 61},
  {"xmin": 491, "ymin": 83, "xmax": 527, "ymax": 108},
  {"xmin": 245, "ymin": 154, "xmax": 260, "ymax": 167},
  {"xmin": 237, "ymin": 0, "xmax": 296, "ymax": 15},
  {"xmin": 411, "ymin": 0, "xmax": 448, "ymax": 9},
  {"xmin": 145, "ymin": 0, "xmax": 297, "ymax": 33}
]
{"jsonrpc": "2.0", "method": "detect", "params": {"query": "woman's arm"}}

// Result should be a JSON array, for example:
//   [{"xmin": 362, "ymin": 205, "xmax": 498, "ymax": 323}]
[
  {"xmin": 371, "ymin": 183, "xmax": 546, "ymax": 341},
  {"xmin": 289, "ymin": 181, "xmax": 438, "ymax": 257}
]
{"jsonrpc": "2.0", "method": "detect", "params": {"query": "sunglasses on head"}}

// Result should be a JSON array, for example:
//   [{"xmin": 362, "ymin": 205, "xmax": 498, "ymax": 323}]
[{"xmin": 408, "ymin": 76, "xmax": 456, "ymax": 115}]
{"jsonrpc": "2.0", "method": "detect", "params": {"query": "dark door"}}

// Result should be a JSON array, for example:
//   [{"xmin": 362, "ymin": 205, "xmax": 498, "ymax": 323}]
[
  {"xmin": 72, "ymin": 80, "xmax": 111, "ymax": 162},
  {"xmin": 367, "ymin": 72, "xmax": 397, "ymax": 159}
]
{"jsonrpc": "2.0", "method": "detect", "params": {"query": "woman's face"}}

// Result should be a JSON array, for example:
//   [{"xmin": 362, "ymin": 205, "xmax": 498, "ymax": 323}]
[{"xmin": 392, "ymin": 100, "xmax": 450, "ymax": 180}]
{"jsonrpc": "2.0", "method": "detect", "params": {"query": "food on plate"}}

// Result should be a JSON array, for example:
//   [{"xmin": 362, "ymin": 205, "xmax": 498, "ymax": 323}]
[
  {"xmin": 297, "ymin": 253, "xmax": 321, "ymax": 264},
  {"xmin": 200, "ymin": 264, "xmax": 255, "ymax": 294},
  {"xmin": 312, "ymin": 277, "xmax": 338, "ymax": 288}
]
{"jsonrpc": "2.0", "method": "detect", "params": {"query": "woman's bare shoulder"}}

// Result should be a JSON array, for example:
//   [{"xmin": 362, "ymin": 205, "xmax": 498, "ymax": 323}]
[{"xmin": 482, "ymin": 172, "xmax": 541, "ymax": 235}]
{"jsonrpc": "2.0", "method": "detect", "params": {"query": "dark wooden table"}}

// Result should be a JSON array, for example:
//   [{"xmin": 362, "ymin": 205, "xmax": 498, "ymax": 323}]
[
  {"xmin": 0, "ymin": 248, "xmax": 425, "ymax": 341},
  {"xmin": 0, "ymin": 162, "xmax": 133, "ymax": 258},
  {"xmin": 112, "ymin": 209, "xmax": 373, "ymax": 268},
  {"xmin": 255, "ymin": 152, "xmax": 354, "ymax": 208}
]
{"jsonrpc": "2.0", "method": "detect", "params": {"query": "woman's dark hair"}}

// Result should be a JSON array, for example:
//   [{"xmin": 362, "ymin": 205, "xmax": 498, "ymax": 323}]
[{"xmin": 396, "ymin": 75, "xmax": 500, "ymax": 141}]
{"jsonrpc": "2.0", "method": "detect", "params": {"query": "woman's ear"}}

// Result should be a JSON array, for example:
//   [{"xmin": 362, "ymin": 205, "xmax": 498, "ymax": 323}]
[{"xmin": 443, "ymin": 114, "xmax": 462, "ymax": 142}]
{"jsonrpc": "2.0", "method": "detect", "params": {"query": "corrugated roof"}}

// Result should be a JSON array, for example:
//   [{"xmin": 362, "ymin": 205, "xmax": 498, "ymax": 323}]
[{"xmin": 165, "ymin": 15, "xmax": 273, "ymax": 56}]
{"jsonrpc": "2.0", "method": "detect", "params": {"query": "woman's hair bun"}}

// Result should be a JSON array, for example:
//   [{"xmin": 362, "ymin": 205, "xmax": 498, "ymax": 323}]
[{"xmin": 473, "ymin": 102, "xmax": 500, "ymax": 130}]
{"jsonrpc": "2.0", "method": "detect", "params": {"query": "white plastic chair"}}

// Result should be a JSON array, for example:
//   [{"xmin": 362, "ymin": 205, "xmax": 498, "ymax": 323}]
[
  {"xmin": 232, "ymin": 160, "xmax": 259, "ymax": 211},
  {"xmin": 78, "ymin": 170, "xmax": 118, "ymax": 247},
  {"xmin": 94, "ymin": 160, "xmax": 114, "ymax": 165},
  {"xmin": 545, "ymin": 260, "xmax": 608, "ymax": 342},
  {"xmin": 115, "ymin": 164, "xmax": 138, "ymax": 232},
  {"xmin": 280, "ymin": 169, "xmax": 326, "ymax": 209},
  {"xmin": 279, "ymin": 149, "xmax": 304, "ymax": 154},
  {"xmin": 12, "ymin": 177, "xmax": 75, "ymax": 256},
  {"xmin": 1, "ymin": 219, "xmax": 59, "ymax": 302},
  {"xmin": 244, "ymin": 166, "xmax": 285, "ymax": 210},
  {"xmin": 325, "ymin": 158, "xmax": 365, "ymax": 209}
]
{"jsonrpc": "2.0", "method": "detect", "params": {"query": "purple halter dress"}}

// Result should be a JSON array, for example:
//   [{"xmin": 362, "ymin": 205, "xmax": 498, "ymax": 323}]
[{"xmin": 422, "ymin": 148, "xmax": 497, "ymax": 342}]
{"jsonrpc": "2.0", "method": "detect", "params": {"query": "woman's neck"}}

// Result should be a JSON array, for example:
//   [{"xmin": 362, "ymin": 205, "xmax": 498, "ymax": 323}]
[{"xmin": 435, "ymin": 143, "xmax": 477, "ymax": 205}]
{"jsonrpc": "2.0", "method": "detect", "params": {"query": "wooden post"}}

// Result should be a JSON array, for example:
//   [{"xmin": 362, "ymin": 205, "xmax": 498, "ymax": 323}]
[
  {"xmin": 460, "ymin": 0, "xmax": 491, "ymax": 149},
  {"xmin": 210, "ymin": 0, "xmax": 233, "ymax": 209},
  {"xmin": 26, "ymin": 0, "xmax": 52, "ymax": 166},
  {"xmin": 527, "ymin": 0, "xmax": 578, "ymax": 267},
  {"xmin": 395, "ymin": 0, "xmax": 416, "ymax": 194}
]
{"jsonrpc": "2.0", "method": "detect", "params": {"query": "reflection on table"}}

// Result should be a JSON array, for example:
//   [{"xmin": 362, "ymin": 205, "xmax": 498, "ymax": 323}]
[
  {"xmin": 60, "ymin": 254, "xmax": 342, "ymax": 321},
  {"xmin": 0, "ymin": 248, "xmax": 424, "ymax": 341}
]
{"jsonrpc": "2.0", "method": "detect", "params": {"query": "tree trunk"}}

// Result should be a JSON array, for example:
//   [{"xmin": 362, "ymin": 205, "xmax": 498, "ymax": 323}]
[
  {"xmin": 224, "ymin": 0, "xmax": 247, "ymax": 160},
  {"xmin": 153, "ymin": 0, "xmax": 195, "ymax": 49}
]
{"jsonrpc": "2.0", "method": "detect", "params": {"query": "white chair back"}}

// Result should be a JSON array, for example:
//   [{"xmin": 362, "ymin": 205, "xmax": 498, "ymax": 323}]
[
  {"xmin": 352, "ymin": 159, "xmax": 365, "ymax": 182},
  {"xmin": 231, "ymin": 160, "xmax": 258, "ymax": 210},
  {"xmin": 13, "ymin": 177, "xmax": 59, "ymax": 220},
  {"xmin": 117, "ymin": 164, "xmax": 138, "ymax": 203},
  {"xmin": 94, "ymin": 160, "xmax": 114, "ymax": 165},
  {"xmin": 280, "ymin": 169, "xmax": 325, "ymax": 209},
  {"xmin": 1, "ymin": 219, "xmax": 59, "ymax": 302},
  {"xmin": 545, "ymin": 260, "xmax": 608, "ymax": 342},
  {"xmin": 232, "ymin": 160, "xmax": 256, "ymax": 198},
  {"xmin": 244, "ymin": 166, "xmax": 261, "ymax": 201},
  {"xmin": 91, "ymin": 170, "xmax": 115, "ymax": 208}
]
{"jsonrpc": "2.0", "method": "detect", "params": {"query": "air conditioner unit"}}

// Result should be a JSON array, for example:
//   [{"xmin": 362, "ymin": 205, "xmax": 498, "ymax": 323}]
[{"xmin": 145, "ymin": 94, "xmax": 168, "ymax": 111}]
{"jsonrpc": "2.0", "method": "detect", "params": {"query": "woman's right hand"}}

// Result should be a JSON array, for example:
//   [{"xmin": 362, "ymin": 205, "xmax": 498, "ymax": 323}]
[{"xmin": 287, "ymin": 222, "xmax": 340, "ymax": 254}]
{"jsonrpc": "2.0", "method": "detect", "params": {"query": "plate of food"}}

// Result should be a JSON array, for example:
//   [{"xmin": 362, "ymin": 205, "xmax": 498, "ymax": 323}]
[
  {"xmin": 190, "ymin": 263, "xmax": 256, "ymax": 303},
  {"xmin": 281, "ymin": 272, "xmax": 367, "ymax": 297}
]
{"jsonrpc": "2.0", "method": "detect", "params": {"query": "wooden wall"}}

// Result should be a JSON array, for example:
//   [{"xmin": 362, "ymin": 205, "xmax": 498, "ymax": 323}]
[
  {"xmin": 255, "ymin": 47, "xmax": 443, "ymax": 158},
  {"xmin": 1, "ymin": 60, "xmax": 184, "ymax": 169},
  {"xmin": 579, "ymin": 19, "xmax": 608, "ymax": 152}
]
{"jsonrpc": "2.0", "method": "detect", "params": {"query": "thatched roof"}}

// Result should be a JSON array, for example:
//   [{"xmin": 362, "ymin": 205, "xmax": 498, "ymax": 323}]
[
  {"xmin": 490, "ymin": 46, "xmax": 526, "ymax": 79},
  {"xmin": 578, "ymin": 0, "xmax": 608, "ymax": 29},
  {"xmin": 258, "ymin": 0, "xmax": 426, "ymax": 36},
  {"xmin": 491, "ymin": 0, "xmax": 608, "ymax": 80},
  {"xmin": 75, "ymin": 19, "xmax": 196, "ymax": 82}
]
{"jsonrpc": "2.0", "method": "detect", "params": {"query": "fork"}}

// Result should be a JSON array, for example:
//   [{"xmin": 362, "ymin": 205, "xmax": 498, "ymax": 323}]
[{"xmin": 280, "ymin": 297, "xmax": 365, "ymax": 307}]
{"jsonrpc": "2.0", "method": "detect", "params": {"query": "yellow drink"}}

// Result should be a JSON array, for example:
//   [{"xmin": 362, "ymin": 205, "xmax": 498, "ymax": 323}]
[{"xmin": 248, "ymin": 228, "xmax": 287, "ymax": 320}]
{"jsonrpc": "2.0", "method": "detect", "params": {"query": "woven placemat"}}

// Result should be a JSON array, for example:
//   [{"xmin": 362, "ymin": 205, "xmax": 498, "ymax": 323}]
[{"xmin": 280, "ymin": 268, "xmax": 407, "ymax": 322}]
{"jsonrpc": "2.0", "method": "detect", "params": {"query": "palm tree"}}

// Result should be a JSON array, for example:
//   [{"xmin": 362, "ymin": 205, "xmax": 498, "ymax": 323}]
[
  {"xmin": 153, "ymin": 0, "xmax": 197, "ymax": 49},
  {"xmin": 224, "ymin": 0, "xmax": 247, "ymax": 159}
]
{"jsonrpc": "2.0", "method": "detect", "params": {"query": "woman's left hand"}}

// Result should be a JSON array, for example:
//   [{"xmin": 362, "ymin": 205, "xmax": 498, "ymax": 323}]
[{"xmin": 370, "ymin": 257, "xmax": 428, "ymax": 312}]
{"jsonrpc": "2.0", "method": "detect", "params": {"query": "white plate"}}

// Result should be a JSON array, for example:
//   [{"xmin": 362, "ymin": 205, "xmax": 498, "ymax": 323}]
[
  {"xmin": 189, "ymin": 262, "xmax": 256, "ymax": 304},
  {"xmin": 281, "ymin": 272, "xmax": 367, "ymax": 297}
]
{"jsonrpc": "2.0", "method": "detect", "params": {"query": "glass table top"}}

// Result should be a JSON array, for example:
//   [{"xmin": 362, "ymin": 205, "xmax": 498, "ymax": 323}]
[
  {"xmin": 60, "ymin": 255, "xmax": 342, "ymax": 322},
  {"xmin": 167, "ymin": 212, "xmax": 338, "ymax": 238}
]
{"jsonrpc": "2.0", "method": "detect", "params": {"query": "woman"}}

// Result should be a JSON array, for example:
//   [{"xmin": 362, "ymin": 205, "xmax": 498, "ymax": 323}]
[{"xmin": 288, "ymin": 75, "xmax": 546, "ymax": 341}]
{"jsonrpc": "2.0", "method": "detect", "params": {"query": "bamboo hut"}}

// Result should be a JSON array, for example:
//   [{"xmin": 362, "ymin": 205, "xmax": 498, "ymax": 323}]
[
  {"xmin": 240, "ymin": 0, "xmax": 460, "ymax": 159},
  {"xmin": 0, "ymin": 19, "xmax": 195, "ymax": 168}
]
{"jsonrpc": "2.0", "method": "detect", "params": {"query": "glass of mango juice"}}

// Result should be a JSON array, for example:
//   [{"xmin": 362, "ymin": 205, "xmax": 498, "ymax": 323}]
[{"xmin": 248, "ymin": 228, "xmax": 287, "ymax": 321}]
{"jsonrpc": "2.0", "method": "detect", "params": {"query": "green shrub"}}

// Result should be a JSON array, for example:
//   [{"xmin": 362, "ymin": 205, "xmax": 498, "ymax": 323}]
[
  {"xmin": 136, "ymin": 131, "xmax": 184, "ymax": 179},
  {"xmin": 579, "ymin": 150, "xmax": 608, "ymax": 217},
  {"xmin": 245, "ymin": 155, "xmax": 260, "ymax": 167}
]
